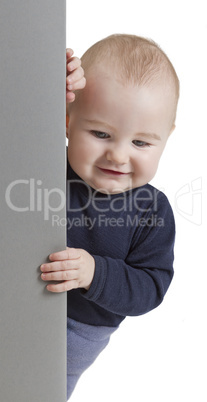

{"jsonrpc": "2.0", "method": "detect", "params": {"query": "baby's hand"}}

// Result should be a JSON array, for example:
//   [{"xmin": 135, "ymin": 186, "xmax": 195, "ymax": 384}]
[
  {"xmin": 66, "ymin": 48, "xmax": 86, "ymax": 103},
  {"xmin": 40, "ymin": 247, "xmax": 95, "ymax": 293}
]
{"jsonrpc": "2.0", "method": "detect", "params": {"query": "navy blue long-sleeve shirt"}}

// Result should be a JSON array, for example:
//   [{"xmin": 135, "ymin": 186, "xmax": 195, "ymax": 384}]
[{"xmin": 66, "ymin": 161, "xmax": 175, "ymax": 327}]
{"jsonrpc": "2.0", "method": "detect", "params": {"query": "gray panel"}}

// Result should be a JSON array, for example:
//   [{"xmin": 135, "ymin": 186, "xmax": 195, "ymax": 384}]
[{"xmin": 0, "ymin": 1, "xmax": 66, "ymax": 401}]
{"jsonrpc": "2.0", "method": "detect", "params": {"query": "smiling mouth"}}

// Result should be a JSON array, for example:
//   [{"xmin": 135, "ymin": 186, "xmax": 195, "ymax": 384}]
[{"xmin": 98, "ymin": 167, "xmax": 128, "ymax": 176}]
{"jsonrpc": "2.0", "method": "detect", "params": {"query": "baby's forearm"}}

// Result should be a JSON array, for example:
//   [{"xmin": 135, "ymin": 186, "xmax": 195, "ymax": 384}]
[{"xmin": 81, "ymin": 254, "xmax": 173, "ymax": 317}]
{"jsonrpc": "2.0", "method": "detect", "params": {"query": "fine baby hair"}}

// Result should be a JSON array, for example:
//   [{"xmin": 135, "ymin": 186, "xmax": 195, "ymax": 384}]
[{"xmin": 80, "ymin": 34, "xmax": 179, "ymax": 120}]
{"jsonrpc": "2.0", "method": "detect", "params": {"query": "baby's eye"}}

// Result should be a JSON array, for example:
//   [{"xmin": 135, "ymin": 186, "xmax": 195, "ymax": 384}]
[
  {"xmin": 133, "ymin": 140, "xmax": 150, "ymax": 148},
  {"xmin": 91, "ymin": 130, "xmax": 110, "ymax": 139}
]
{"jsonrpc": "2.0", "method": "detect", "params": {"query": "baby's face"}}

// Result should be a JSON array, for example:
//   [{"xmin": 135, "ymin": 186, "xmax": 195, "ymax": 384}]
[{"xmin": 67, "ymin": 65, "xmax": 175, "ymax": 194}]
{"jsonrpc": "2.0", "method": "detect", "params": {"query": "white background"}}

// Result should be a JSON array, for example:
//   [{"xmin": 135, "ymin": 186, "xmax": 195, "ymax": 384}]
[{"xmin": 66, "ymin": 1, "xmax": 207, "ymax": 401}]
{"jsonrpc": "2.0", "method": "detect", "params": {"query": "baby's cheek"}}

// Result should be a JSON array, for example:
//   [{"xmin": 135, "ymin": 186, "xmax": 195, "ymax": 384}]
[
  {"xmin": 133, "ymin": 158, "xmax": 157, "ymax": 185},
  {"xmin": 146, "ymin": 157, "xmax": 160, "ymax": 180}
]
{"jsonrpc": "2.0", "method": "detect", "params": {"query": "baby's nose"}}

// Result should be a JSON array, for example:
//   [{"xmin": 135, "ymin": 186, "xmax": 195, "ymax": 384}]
[{"xmin": 106, "ymin": 145, "xmax": 129, "ymax": 164}]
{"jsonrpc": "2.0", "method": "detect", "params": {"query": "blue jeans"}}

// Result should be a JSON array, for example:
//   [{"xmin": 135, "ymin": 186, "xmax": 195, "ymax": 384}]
[{"xmin": 67, "ymin": 317, "xmax": 118, "ymax": 400}]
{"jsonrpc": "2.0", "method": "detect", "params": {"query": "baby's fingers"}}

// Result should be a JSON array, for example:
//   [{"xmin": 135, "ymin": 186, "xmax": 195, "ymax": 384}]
[
  {"xmin": 66, "ymin": 48, "xmax": 74, "ymax": 60},
  {"xmin": 67, "ymin": 77, "xmax": 86, "ymax": 92},
  {"xmin": 41, "ymin": 269, "xmax": 78, "ymax": 282},
  {"xmin": 66, "ymin": 56, "xmax": 81, "ymax": 73},
  {"xmin": 49, "ymin": 247, "xmax": 80, "ymax": 262},
  {"xmin": 46, "ymin": 280, "xmax": 79, "ymax": 293},
  {"xmin": 66, "ymin": 66, "xmax": 85, "ymax": 87},
  {"xmin": 40, "ymin": 259, "xmax": 77, "ymax": 274},
  {"xmin": 66, "ymin": 92, "xmax": 75, "ymax": 103}
]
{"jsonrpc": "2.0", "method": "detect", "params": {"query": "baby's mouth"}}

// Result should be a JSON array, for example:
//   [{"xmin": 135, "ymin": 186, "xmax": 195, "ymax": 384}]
[{"xmin": 97, "ymin": 167, "xmax": 128, "ymax": 176}]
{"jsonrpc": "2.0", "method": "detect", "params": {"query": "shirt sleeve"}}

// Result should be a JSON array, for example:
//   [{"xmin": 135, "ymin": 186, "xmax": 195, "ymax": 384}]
[{"xmin": 81, "ymin": 191, "xmax": 175, "ymax": 317}]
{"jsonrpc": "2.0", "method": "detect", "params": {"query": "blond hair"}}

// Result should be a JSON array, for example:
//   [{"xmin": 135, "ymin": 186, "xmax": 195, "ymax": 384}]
[
  {"xmin": 81, "ymin": 34, "xmax": 179, "ymax": 121},
  {"xmin": 82, "ymin": 34, "xmax": 179, "ymax": 92},
  {"xmin": 66, "ymin": 34, "xmax": 180, "ymax": 125}
]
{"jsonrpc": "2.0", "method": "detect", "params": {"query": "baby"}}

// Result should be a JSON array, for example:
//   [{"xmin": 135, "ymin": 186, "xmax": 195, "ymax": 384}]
[{"xmin": 40, "ymin": 34, "xmax": 179, "ymax": 399}]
